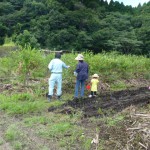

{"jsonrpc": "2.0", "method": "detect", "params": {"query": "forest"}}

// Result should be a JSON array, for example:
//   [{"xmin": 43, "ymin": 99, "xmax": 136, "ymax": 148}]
[{"xmin": 0, "ymin": 0, "xmax": 150, "ymax": 56}]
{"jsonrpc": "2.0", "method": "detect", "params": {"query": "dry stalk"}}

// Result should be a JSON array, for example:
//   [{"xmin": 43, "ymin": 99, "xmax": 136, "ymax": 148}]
[
  {"xmin": 126, "ymin": 111, "xmax": 150, "ymax": 150},
  {"xmin": 139, "ymin": 142, "xmax": 148, "ymax": 149}
]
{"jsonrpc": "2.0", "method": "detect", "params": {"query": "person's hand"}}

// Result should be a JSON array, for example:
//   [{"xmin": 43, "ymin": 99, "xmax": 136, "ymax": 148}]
[
  {"xmin": 74, "ymin": 72, "xmax": 78, "ymax": 76},
  {"xmin": 67, "ymin": 65, "xmax": 70, "ymax": 68}
]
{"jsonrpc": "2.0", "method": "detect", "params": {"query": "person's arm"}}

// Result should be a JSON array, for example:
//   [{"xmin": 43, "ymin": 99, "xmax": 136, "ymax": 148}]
[
  {"xmin": 62, "ymin": 62, "xmax": 70, "ymax": 69},
  {"xmin": 73, "ymin": 64, "xmax": 79, "ymax": 76},
  {"xmin": 97, "ymin": 80, "xmax": 99, "ymax": 83},
  {"xmin": 75, "ymin": 63, "xmax": 80, "ymax": 73},
  {"xmin": 48, "ymin": 60, "xmax": 53, "ymax": 71}
]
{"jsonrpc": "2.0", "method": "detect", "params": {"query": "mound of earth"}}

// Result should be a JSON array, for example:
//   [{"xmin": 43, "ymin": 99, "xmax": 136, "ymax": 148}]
[{"xmin": 48, "ymin": 87, "xmax": 150, "ymax": 117}]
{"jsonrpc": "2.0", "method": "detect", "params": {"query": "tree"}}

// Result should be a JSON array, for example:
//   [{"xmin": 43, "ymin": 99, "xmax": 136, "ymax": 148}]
[
  {"xmin": 46, "ymin": 27, "xmax": 78, "ymax": 50},
  {"xmin": 0, "ymin": 0, "xmax": 149, "ymax": 55},
  {"xmin": 0, "ymin": 24, "xmax": 7, "ymax": 45},
  {"xmin": 14, "ymin": 30, "xmax": 40, "ymax": 48},
  {"xmin": 0, "ymin": 2, "xmax": 14, "ymax": 15}
]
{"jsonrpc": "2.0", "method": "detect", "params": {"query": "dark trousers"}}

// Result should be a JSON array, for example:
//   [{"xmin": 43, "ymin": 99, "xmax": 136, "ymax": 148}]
[{"xmin": 91, "ymin": 91, "xmax": 97, "ymax": 96}]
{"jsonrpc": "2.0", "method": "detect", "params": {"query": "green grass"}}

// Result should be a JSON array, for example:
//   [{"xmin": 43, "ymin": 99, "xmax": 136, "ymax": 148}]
[
  {"xmin": 3, "ymin": 37, "xmax": 16, "ymax": 47},
  {"xmin": 0, "ymin": 138, "xmax": 4, "ymax": 145},
  {"xmin": 0, "ymin": 48, "xmax": 149, "ymax": 149},
  {"xmin": 105, "ymin": 114, "xmax": 125, "ymax": 127},
  {"xmin": 23, "ymin": 113, "xmax": 84, "ymax": 148},
  {"xmin": 0, "ymin": 48, "xmax": 149, "ymax": 90},
  {"xmin": 13, "ymin": 141, "xmax": 23, "ymax": 150},
  {"xmin": 0, "ymin": 92, "xmax": 74, "ymax": 115},
  {"xmin": 110, "ymin": 80, "xmax": 127, "ymax": 91},
  {"xmin": 37, "ymin": 122, "xmax": 83, "ymax": 148},
  {"xmin": 0, "ymin": 93, "xmax": 48, "ymax": 115},
  {"xmin": 23, "ymin": 116, "xmax": 51, "ymax": 126},
  {"xmin": 2, "ymin": 113, "xmax": 73, "ymax": 149},
  {"xmin": 5, "ymin": 124, "xmax": 21, "ymax": 141}
]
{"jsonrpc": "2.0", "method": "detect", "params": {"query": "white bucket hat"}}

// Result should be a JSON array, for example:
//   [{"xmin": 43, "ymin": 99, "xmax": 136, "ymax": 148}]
[
  {"xmin": 75, "ymin": 54, "xmax": 84, "ymax": 60},
  {"xmin": 92, "ymin": 74, "xmax": 99, "ymax": 78}
]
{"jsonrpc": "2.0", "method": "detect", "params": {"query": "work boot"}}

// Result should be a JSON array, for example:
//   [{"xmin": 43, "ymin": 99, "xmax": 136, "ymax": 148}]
[
  {"xmin": 73, "ymin": 97, "xmax": 78, "ymax": 100},
  {"xmin": 57, "ymin": 96, "xmax": 61, "ymax": 100},
  {"xmin": 48, "ymin": 95, "xmax": 52, "ymax": 102}
]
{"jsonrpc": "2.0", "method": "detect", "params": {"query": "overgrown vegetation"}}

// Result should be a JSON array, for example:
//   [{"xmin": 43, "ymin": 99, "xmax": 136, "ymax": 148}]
[
  {"xmin": 0, "ymin": 47, "xmax": 149, "ymax": 88},
  {"xmin": 0, "ymin": 47, "xmax": 149, "ymax": 149}
]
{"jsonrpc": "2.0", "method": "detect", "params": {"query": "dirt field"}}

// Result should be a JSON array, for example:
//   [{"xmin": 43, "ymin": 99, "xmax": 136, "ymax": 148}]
[
  {"xmin": 49, "ymin": 87, "xmax": 150, "ymax": 117},
  {"xmin": 48, "ymin": 86, "xmax": 150, "ymax": 149},
  {"xmin": 0, "ymin": 86, "xmax": 150, "ymax": 150}
]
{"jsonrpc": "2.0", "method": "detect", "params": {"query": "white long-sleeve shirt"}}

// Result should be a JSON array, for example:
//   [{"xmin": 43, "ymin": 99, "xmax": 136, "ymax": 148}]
[{"xmin": 48, "ymin": 58, "xmax": 68, "ymax": 73}]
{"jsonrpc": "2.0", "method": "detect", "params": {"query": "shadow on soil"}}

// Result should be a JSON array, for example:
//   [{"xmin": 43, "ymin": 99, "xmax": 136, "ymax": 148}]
[{"xmin": 48, "ymin": 87, "xmax": 150, "ymax": 117}]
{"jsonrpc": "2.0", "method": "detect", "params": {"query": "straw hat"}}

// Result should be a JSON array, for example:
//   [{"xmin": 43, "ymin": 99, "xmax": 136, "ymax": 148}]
[
  {"xmin": 92, "ymin": 74, "xmax": 99, "ymax": 78},
  {"xmin": 75, "ymin": 54, "xmax": 84, "ymax": 60}
]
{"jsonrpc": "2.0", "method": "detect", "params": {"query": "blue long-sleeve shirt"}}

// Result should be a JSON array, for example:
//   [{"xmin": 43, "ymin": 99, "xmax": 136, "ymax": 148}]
[
  {"xmin": 75, "ymin": 61, "xmax": 89, "ymax": 80},
  {"xmin": 48, "ymin": 58, "xmax": 69, "ymax": 73}
]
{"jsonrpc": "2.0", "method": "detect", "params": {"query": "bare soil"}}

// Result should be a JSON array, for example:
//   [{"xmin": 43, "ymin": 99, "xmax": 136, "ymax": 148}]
[
  {"xmin": 48, "ymin": 87, "xmax": 150, "ymax": 149},
  {"xmin": 0, "ymin": 84, "xmax": 150, "ymax": 150},
  {"xmin": 48, "ymin": 87, "xmax": 150, "ymax": 117}
]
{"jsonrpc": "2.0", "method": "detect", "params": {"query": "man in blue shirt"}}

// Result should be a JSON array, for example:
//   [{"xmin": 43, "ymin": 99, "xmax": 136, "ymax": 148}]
[{"xmin": 48, "ymin": 52, "xmax": 70, "ymax": 101}]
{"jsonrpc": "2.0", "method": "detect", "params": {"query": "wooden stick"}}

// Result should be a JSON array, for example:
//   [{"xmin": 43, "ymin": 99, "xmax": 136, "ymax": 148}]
[{"xmin": 139, "ymin": 142, "xmax": 147, "ymax": 149}]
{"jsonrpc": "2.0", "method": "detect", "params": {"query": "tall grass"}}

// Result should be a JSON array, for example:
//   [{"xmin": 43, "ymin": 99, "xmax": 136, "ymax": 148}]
[
  {"xmin": 3, "ymin": 37, "xmax": 15, "ymax": 46},
  {"xmin": 61, "ymin": 51, "xmax": 150, "ymax": 84},
  {"xmin": 0, "ymin": 48, "xmax": 149, "ymax": 85},
  {"xmin": 84, "ymin": 52, "xmax": 150, "ymax": 81}
]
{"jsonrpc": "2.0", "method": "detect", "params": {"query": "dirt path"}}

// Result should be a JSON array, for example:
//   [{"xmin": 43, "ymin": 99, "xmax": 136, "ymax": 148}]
[
  {"xmin": 48, "ymin": 87, "xmax": 150, "ymax": 149},
  {"xmin": 49, "ymin": 87, "xmax": 150, "ymax": 117},
  {"xmin": 0, "ymin": 112, "xmax": 60, "ymax": 150}
]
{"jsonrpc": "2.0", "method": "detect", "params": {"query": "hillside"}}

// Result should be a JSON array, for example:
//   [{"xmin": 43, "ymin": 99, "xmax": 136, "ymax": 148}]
[{"xmin": 0, "ymin": 0, "xmax": 150, "ymax": 56}]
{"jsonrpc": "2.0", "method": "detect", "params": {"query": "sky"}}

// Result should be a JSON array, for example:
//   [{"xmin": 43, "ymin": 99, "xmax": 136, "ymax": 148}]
[{"xmin": 107, "ymin": 0, "xmax": 150, "ymax": 7}]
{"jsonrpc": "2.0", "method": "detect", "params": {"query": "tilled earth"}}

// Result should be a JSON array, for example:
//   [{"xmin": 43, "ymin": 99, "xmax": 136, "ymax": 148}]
[
  {"xmin": 47, "ymin": 87, "xmax": 150, "ymax": 149},
  {"xmin": 49, "ymin": 87, "xmax": 150, "ymax": 117},
  {"xmin": 0, "ymin": 86, "xmax": 149, "ymax": 150}
]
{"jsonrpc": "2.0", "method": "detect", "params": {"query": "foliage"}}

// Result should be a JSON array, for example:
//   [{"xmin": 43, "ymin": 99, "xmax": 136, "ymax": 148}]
[
  {"xmin": 0, "ymin": 93, "xmax": 47, "ymax": 114},
  {"xmin": 0, "ymin": 0, "xmax": 150, "ymax": 56},
  {"xmin": 0, "ymin": 24, "xmax": 7, "ymax": 45},
  {"xmin": 0, "ymin": 49, "xmax": 149, "ymax": 89},
  {"xmin": 13, "ymin": 45, "xmax": 46, "ymax": 85},
  {"xmin": 0, "ymin": 47, "xmax": 150, "ymax": 149},
  {"xmin": 13, "ymin": 30, "xmax": 40, "ymax": 48},
  {"xmin": 105, "ymin": 114, "xmax": 125, "ymax": 127},
  {"xmin": 0, "ymin": 52, "xmax": 16, "ymax": 77},
  {"xmin": 5, "ymin": 124, "xmax": 21, "ymax": 141}
]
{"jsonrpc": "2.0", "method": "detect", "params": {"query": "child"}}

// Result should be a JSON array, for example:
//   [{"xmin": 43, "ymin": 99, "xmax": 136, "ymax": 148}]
[{"xmin": 89, "ymin": 74, "xmax": 99, "ymax": 98}]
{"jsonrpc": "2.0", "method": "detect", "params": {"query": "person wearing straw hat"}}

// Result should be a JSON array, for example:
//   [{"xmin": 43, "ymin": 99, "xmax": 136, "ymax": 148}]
[
  {"xmin": 89, "ymin": 73, "xmax": 99, "ymax": 98},
  {"xmin": 74, "ymin": 54, "xmax": 89, "ymax": 99},
  {"xmin": 47, "ymin": 52, "xmax": 70, "ymax": 101}
]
